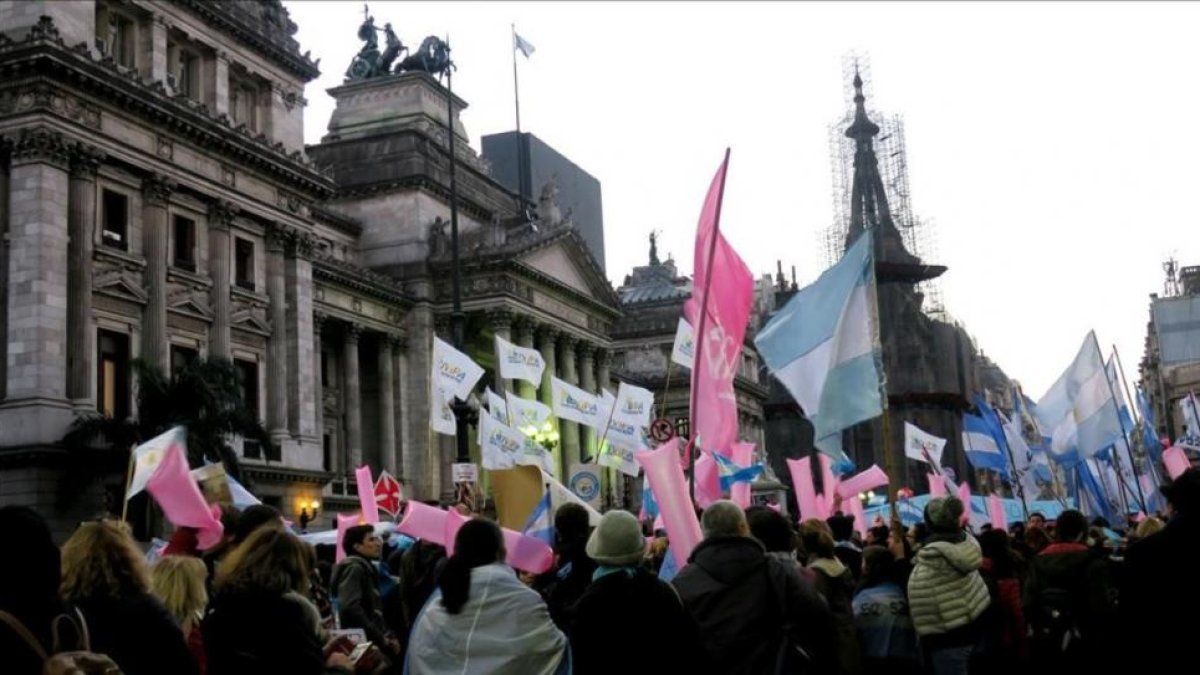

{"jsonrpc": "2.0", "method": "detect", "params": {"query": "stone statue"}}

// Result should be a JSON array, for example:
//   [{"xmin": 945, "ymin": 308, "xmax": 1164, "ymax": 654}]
[
  {"xmin": 345, "ymin": 5, "xmax": 406, "ymax": 81},
  {"xmin": 649, "ymin": 230, "xmax": 661, "ymax": 265},
  {"xmin": 395, "ymin": 35, "xmax": 454, "ymax": 81},
  {"xmin": 537, "ymin": 177, "xmax": 562, "ymax": 226}
]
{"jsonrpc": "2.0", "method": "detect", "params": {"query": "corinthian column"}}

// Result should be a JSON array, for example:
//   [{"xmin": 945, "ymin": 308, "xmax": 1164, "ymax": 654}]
[
  {"xmin": 265, "ymin": 226, "xmax": 288, "ymax": 442},
  {"xmin": 379, "ymin": 334, "xmax": 397, "ymax": 475},
  {"xmin": 488, "ymin": 308, "xmax": 513, "ymax": 396},
  {"xmin": 67, "ymin": 144, "xmax": 103, "ymax": 411},
  {"xmin": 559, "ymin": 334, "xmax": 581, "ymax": 472},
  {"xmin": 537, "ymin": 326, "xmax": 560, "ymax": 473},
  {"xmin": 579, "ymin": 343, "xmax": 597, "ymax": 460},
  {"xmin": 514, "ymin": 318, "xmax": 538, "ymax": 400},
  {"xmin": 141, "ymin": 174, "xmax": 174, "ymax": 373},
  {"xmin": 207, "ymin": 201, "xmax": 235, "ymax": 360},
  {"xmin": 343, "ymin": 323, "xmax": 363, "ymax": 472}
]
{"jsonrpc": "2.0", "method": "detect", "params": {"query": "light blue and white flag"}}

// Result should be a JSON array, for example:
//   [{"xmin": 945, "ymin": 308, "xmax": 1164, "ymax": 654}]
[
  {"xmin": 495, "ymin": 335, "xmax": 545, "ymax": 386},
  {"xmin": 513, "ymin": 31, "xmax": 536, "ymax": 58},
  {"xmin": 754, "ymin": 231, "xmax": 882, "ymax": 463},
  {"xmin": 1177, "ymin": 393, "xmax": 1200, "ymax": 446},
  {"xmin": 551, "ymin": 377, "xmax": 604, "ymax": 429},
  {"xmin": 613, "ymin": 382, "xmax": 654, "ymax": 428},
  {"xmin": 671, "ymin": 317, "xmax": 695, "ymax": 369},
  {"xmin": 711, "ymin": 451, "xmax": 764, "ymax": 492},
  {"xmin": 962, "ymin": 412, "xmax": 1009, "ymax": 475},
  {"xmin": 522, "ymin": 492, "xmax": 554, "ymax": 546},
  {"xmin": 1035, "ymin": 331, "xmax": 1123, "ymax": 464}
]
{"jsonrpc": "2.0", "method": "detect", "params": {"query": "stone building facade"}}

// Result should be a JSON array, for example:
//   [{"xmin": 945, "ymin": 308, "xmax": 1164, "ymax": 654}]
[{"xmin": 1140, "ymin": 265, "xmax": 1200, "ymax": 441}]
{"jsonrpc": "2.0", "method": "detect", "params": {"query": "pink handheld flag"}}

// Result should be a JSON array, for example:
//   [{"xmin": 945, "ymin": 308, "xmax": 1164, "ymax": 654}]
[
  {"xmin": 1163, "ymin": 446, "xmax": 1190, "ymax": 479},
  {"xmin": 787, "ymin": 457, "xmax": 820, "ymax": 520},
  {"xmin": 355, "ymin": 465, "xmax": 379, "ymax": 524},
  {"xmin": 443, "ymin": 508, "xmax": 471, "ymax": 555},
  {"xmin": 836, "ymin": 465, "xmax": 889, "ymax": 500},
  {"xmin": 730, "ymin": 443, "xmax": 755, "ymax": 508},
  {"xmin": 501, "ymin": 527, "xmax": 555, "ymax": 574},
  {"xmin": 694, "ymin": 452, "xmax": 722, "ymax": 509},
  {"xmin": 637, "ymin": 438, "xmax": 703, "ymax": 568},
  {"xmin": 928, "ymin": 473, "xmax": 947, "ymax": 497},
  {"xmin": 988, "ymin": 494, "xmax": 1006, "ymax": 531},
  {"xmin": 397, "ymin": 500, "xmax": 449, "ymax": 544},
  {"xmin": 957, "ymin": 482, "xmax": 972, "ymax": 525},
  {"xmin": 818, "ymin": 453, "xmax": 838, "ymax": 516},
  {"xmin": 145, "ymin": 438, "xmax": 224, "ymax": 550}
]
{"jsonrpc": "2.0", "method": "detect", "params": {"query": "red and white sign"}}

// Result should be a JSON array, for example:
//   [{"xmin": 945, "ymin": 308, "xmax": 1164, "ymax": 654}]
[{"xmin": 373, "ymin": 470, "xmax": 403, "ymax": 516}]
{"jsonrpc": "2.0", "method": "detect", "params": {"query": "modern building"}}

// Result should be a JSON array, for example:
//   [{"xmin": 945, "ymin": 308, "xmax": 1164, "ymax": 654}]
[
  {"xmin": 1141, "ymin": 264, "xmax": 1200, "ymax": 440},
  {"xmin": 481, "ymin": 131, "xmax": 605, "ymax": 274}
]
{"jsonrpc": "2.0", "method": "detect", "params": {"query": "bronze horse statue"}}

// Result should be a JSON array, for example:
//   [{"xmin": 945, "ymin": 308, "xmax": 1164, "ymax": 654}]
[{"xmin": 395, "ymin": 36, "xmax": 454, "ymax": 81}]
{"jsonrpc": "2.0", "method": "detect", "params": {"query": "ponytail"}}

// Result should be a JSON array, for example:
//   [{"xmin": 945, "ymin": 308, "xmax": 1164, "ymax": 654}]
[
  {"xmin": 438, "ymin": 555, "xmax": 472, "ymax": 615},
  {"xmin": 437, "ymin": 519, "xmax": 505, "ymax": 615}
]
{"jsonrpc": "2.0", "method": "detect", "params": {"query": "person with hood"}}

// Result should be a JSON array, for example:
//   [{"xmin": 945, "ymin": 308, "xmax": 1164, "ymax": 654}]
[
  {"xmin": 906, "ymin": 496, "xmax": 991, "ymax": 675},
  {"xmin": 330, "ymin": 525, "xmax": 400, "ymax": 658},
  {"xmin": 406, "ymin": 518, "xmax": 567, "ymax": 675},
  {"xmin": 800, "ymin": 518, "xmax": 862, "ymax": 675},
  {"xmin": 673, "ymin": 501, "xmax": 833, "ymax": 675},
  {"xmin": 570, "ymin": 510, "xmax": 703, "ymax": 674},
  {"xmin": 852, "ymin": 546, "xmax": 919, "ymax": 675},
  {"xmin": 1024, "ymin": 509, "xmax": 1114, "ymax": 674}
]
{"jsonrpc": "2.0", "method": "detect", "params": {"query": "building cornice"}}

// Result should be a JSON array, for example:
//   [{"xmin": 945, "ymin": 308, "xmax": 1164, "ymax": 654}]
[
  {"xmin": 313, "ymin": 255, "xmax": 413, "ymax": 308},
  {"xmin": 241, "ymin": 463, "xmax": 335, "ymax": 486},
  {"xmin": 173, "ymin": 0, "xmax": 321, "ymax": 81}
]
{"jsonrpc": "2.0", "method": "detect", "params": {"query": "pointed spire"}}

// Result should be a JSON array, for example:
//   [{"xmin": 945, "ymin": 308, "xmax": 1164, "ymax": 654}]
[{"xmin": 845, "ymin": 69, "xmax": 880, "ymax": 142}]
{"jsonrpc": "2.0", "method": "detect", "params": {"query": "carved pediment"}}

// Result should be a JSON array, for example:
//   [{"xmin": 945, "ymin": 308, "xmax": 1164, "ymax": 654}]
[
  {"xmin": 168, "ymin": 287, "xmax": 213, "ymax": 320},
  {"xmin": 231, "ymin": 298, "xmax": 270, "ymax": 335},
  {"xmin": 94, "ymin": 268, "xmax": 148, "ymax": 304}
]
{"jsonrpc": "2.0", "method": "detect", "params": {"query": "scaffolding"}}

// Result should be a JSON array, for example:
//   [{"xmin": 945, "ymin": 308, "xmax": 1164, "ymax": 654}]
[{"xmin": 823, "ymin": 52, "xmax": 945, "ymax": 320}]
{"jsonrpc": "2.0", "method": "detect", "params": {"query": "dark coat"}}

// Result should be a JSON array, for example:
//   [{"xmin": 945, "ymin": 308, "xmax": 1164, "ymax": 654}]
[
  {"xmin": 569, "ymin": 567, "xmax": 703, "ymax": 675},
  {"xmin": 809, "ymin": 558, "xmax": 863, "ymax": 675},
  {"xmin": 330, "ymin": 555, "xmax": 391, "ymax": 647},
  {"xmin": 75, "ymin": 592, "xmax": 198, "ymax": 675},
  {"xmin": 535, "ymin": 539, "xmax": 597, "ymax": 632},
  {"xmin": 1120, "ymin": 513, "xmax": 1199, "ymax": 672},
  {"xmin": 1022, "ymin": 540, "xmax": 1115, "ymax": 673},
  {"xmin": 202, "ymin": 590, "xmax": 327, "ymax": 675},
  {"xmin": 672, "ymin": 536, "xmax": 834, "ymax": 675}
]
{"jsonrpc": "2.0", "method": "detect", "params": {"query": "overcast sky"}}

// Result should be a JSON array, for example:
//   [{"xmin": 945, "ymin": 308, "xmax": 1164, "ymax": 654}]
[{"xmin": 287, "ymin": 1, "xmax": 1198, "ymax": 398}]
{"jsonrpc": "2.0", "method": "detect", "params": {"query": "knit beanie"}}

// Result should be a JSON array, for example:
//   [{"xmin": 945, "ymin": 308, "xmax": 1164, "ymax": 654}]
[
  {"xmin": 924, "ymin": 496, "xmax": 964, "ymax": 534},
  {"xmin": 586, "ymin": 510, "xmax": 645, "ymax": 566}
]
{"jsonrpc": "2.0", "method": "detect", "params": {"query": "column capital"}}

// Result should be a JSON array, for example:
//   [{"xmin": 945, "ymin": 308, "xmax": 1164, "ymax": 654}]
[
  {"xmin": 265, "ymin": 222, "xmax": 287, "ymax": 252},
  {"xmin": 313, "ymin": 311, "xmax": 327, "ymax": 333},
  {"xmin": 11, "ymin": 127, "xmax": 71, "ymax": 169},
  {"xmin": 141, "ymin": 173, "xmax": 175, "ymax": 207},
  {"xmin": 433, "ymin": 315, "xmax": 452, "ymax": 339},
  {"xmin": 596, "ymin": 348, "xmax": 612, "ymax": 367},
  {"xmin": 577, "ymin": 342, "xmax": 597, "ymax": 360},
  {"xmin": 68, "ymin": 143, "xmax": 104, "ymax": 180},
  {"xmin": 344, "ymin": 322, "xmax": 362, "ymax": 342},
  {"xmin": 537, "ymin": 324, "xmax": 560, "ymax": 344},
  {"xmin": 559, "ymin": 333, "xmax": 578, "ymax": 354},
  {"xmin": 487, "ymin": 307, "xmax": 513, "ymax": 331},
  {"xmin": 386, "ymin": 333, "xmax": 408, "ymax": 351},
  {"xmin": 208, "ymin": 200, "xmax": 237, "ymax": 231}
]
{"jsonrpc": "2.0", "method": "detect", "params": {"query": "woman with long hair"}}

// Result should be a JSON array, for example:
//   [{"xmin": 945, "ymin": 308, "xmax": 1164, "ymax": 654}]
[
  {"xmin": 151, "ymin": 555, "xmax": 209, "ymax": 674},
  {"xmin": 406, "ymin": 518, "xmax": 567, "ymax": 675},
  {"xmin": 800, "ymin": 518, "xmax": 862, "ymax": 675},
  {"xmin": 61, "ymin": 519, "xmax": 197, "ymax": 675},
  {"xmin": 202, "ymin": 527, "xmax": 352, "ymax": 674}
]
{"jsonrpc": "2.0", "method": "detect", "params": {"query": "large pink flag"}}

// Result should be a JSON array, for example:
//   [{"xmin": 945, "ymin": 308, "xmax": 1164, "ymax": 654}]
[
  {"xmin": 637, "ymin": 438, "xmax": 703, "ymax": 568},
  {"xmin": 145, "ymin": 439, "xmax": 224, "ymax": 550},
  {"xmin": 730, "ymin": 442, "xmax": 756, "ymax": 508},
  {"xmin": 355, "ymin": 465, "xmax": 379, "ymax": 524},
  {"xmin": 787, "ymin": 457, "xmax": 820, "ymax": 520},
  {"xmin": 1163, "ymin": 445, "xmax": 1190, "ymax": 479},
  {"xmin": 684, "ymin": 150, "xmax": 754, "ymax": 458}
]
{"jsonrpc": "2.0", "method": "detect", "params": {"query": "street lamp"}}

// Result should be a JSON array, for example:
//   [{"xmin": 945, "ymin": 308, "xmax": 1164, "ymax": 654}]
[{"xmin": 298, "ymin": 499, "xmax": 321, "ymax": 532}]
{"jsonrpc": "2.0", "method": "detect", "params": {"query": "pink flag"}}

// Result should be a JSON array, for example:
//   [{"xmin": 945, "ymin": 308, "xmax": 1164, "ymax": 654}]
[
  {"xmin": 684, "ymin": 151, "xmax": 754, "ymax": 458},
  {"xmin": 787, "ymin": 457, "xmax": 820, "ymax": 520},
  {"xmin": 501, "ymin": 527, "xmax": 555, "ymax": 574},
  {"xmin": 957, "ymin": 482, "xmax": 972, "ymax": 525},
  {"xmin": 928, "ymin": 473, "xmax": 947, "ymax": 497},
  {"xmin": 355, "ymin": 465, "xmax": 379, "ymax": 524},
  {"xmin": 988, "ymin": 494, "xmax": 1006, "ymax": 530},
  {"xmin": 334, "ymin": 512, "xmax": 364, "ymax": 563},
  {"xmin": 637, "ymin": 438, "xmax": 703, "ymax": 568},
  {"xmin": 1163, "ymin": 445, "xmax": 1190, "ymax": 479},
  {"xmin": 818, "ymin": 453, "xmax": 839, "ymax": 515},
  {"xmin": 836, "ymin": 465, "xmax": 890, "ymax": 500},
  {"xmin": 145, "ymin": 439, "xmax": 224, "ymax": 550},
  {"xmin": 730, "ymin": 442, "xmax": 755, "ymax": 508},
  {"xmin": 443, "ymin": 508, "xmax": 471, "ymax": 555},
  {"xmin": 397, "ymin": 500, "xmax": 449, "ymax": 544},
  {"xmin": 694, "ymin": 452, "xmax": 722, "ymax": 508}
]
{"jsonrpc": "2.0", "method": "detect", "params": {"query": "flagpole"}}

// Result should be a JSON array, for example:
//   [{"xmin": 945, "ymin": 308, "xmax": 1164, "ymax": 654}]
[
  {"xmin": 687, "ymin": 148, "xmax": 731, "ymax": 506},
  {"xmin": 1188, "ymin": 391, "xmax": 1200, "ymax": 443},
  {"xmin": 1093, "ymin": 333, "xmax": 1146, "ymax": 514},
  {"xmin": 510, "ymin": 24, "xmax": 528, "ymax": 215},
  {"xmin": 999, "ymin": 411, "xmax": 1031, "ymax": 523},
  {"xmin": 120, "ymin": 445, "xmax": 136, "ymax": 522},
  {"xmin": 1113, "ymin": 344, "xmax": 1152, "ymax": 512}
]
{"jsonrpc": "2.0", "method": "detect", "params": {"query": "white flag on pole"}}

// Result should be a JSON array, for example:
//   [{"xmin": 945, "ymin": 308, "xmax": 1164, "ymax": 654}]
[
  {"xmin": 551, "ymin": 377, "xmax": 604, "ymax": 429},
  {"xmin": 484, "ymin": 387, "xmax": 508, "ymax": 425},
  {"xmin": 613, "ymin": 382, "xmax": 654, "ymax": 428},
  {"xmin": 495, "ymin": 334, "xmax": 545, "ymax": 385},
  {"xmin": 506, "ymin": 392, "xmax": 552, "ymax": 431},
  {"xmin": 903, "ymin": 421, "xmax": 947, "ymax": 467},
  {"xmin": 598, "ymin": 442, "xmax": 641, "ymax": 478},
  {"xmin": 671, "ymin": 317, "xmax": 695, "ymax": 369},
  {"xmin": 433, "ymin": 337, "xmax": 485, "ymax": 401},
  {"xmin": 513, "ymin": 31, "xmax": 536, "ymax": 58},
  {"xmin": 430, "ymin": 386, "xmax": 456, "ymax": 436},
  {"xmin": 479, "ymin": 413, "xmax": 524, "ymax": 471}
]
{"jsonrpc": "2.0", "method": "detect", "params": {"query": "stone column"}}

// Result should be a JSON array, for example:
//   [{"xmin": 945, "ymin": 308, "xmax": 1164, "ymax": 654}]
[
  {"xmin": 402, "ymin": 295, "xmax": 435, "ymax": 500},
  {"xmin": 149, "ymin": 14, "xmax": 168, "ymax": 84},
  {"xmin": 579, "ymin": 343, "xmax": 597, "ymax": 460},
  {"xmin": 343, "ymin": 323, "xmax": 363, "ymax": 472},
  {"xmin": 214, "ymin": 52, "xmax": 230, "ymax": 117},
  {"xmin": 265, "ymin": 227, "xmax": 288, "ymax": 443},
  {"xmin": 141, "ymin": 174, "xmax": 174, "ymax": 373},
  {"xmin": 313, "ymin": 313, "xmax": 325, "ymax": 466},
  {"xmin": 378, "ymin": 334, "xmax": 397, "ymax": 475},
  {"xmin": 284, "ymin": 234, "xmax": 316, "ymax": 444},
  {"xmin": 559, "ymin": 335, "xmax": 581, "ymax": 472},
  {"xmin": 1, "ymin": 130, "xmax": 72, "ymax": 443},
  {"xmin": 537, "ymin": 326, "xmax": 560, "ymax": 472},
  {"xmin": 392, "ymin": 336, "xmax": 407, "ymax": 484},
  {"xmin": 0, "ymin": 142, "xmax": 10, "ymax": 402},
  {"xmin": 207, "ymin": 201, "xmax": 235, "ymax": 359},
  {"xmin": 488, "ymin": 308, "xmax": 513, "ymax": 396},
  {"xmin": 596, "ymin": 348, "xmax": 612, "ymax": 397},
  {"xmin": 514, "ymin": 318, "xmax": 538, "ymax": 400},
  {"xmin": 67, "ymin": 144, "xmax": 103, "ymax": 411}
]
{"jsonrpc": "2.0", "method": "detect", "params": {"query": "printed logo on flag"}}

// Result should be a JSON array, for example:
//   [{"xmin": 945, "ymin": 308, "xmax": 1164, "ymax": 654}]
[
  {"xmin": 487, "ymin": 428, "xmax": 523, "ymax": 457},
  {"xmin": 560, "ymin": 391, "xmax": 598, "ymax": 416},
  {"xmin": 439, "ymin": 361, "xmax": 469, "ymax": 385},
  {"xmin": 505, "ymin": 348, "xmax": 541, "ymax": 368}
]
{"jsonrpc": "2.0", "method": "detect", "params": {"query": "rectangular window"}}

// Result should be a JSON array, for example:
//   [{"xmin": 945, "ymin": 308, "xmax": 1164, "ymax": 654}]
[
  {"xmin": 170, "ymin": 345, "xmax": 198, "ymax": 374},
  {"xmin": 234, "ymin": 238, "xmax": 255, "ymax": 291},
  {"xmin": 235, "ymin": 359, "xmax": 259, "ymax": 418},
  {"xmin": 173, "ymin": 215, "xmax": 195, "ymax": 270},
  {"xmin": 96, "ymin": 6, "xmax": 136, "ymax": 69},
  {"xmin": 229, "ymin": 77, "xmax": 259, "ymax": 132},
  {"xmin": 97, "ymin": 330, "xmax": 130, "ymax": 420},
  {"xmin": 101, "ymin": 189, "xmax": 128, "ymax": 250},
  {"xmin": 323, "ymin": 433, "xmax": 332, "ymax": 472}
]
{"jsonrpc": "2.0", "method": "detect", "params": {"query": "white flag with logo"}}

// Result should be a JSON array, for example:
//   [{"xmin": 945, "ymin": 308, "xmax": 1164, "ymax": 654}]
[
  {"xmin": 430, "ymin": 386, "xmax": 456, "ymax": 436},
  {"xmin": 506, "ymin": 392, "xmax": 552, "ymax": 430},
  {"xmin": 613, "ymin": 382, "xmax": 654, "ymax": 428},
  {"xmin": 598, "ymin": 442, "xmax": 642, "ymax": 477},
  {"xmin": 495, "ymin": 335, "xmax": 546, "ymax": 385},
  {"xmin": 671, "ymin": 317, "xmax": 695, "ymax": 369},
  {"xmin": 903, "ymin": 421, "xmax": 946, "ymax": 467},
  {"xmin": 484, "ymin": 388, "xmax": 508, "ymax": 425},
  {"xmin": 551, "ymin": 377, "xmax": 604, "ymax": 429},
  {"xmin": 433, "ymin": 337, "xmax": 485, "ymax": 401},
  {"xmin": 479, "ymin": 413, "xmax": 524, "ymax": 470}
]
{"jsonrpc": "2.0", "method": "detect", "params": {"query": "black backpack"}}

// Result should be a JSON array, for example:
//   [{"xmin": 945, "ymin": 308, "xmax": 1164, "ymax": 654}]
[{"xmin": 1029, "ymin": 586, "xmax": 1083, "ymax": 658}]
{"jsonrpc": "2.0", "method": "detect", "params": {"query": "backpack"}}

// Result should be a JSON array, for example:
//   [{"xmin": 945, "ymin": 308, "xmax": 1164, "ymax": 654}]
[
  {"xmin": 1029, "ymin": 586, "xmax": 1083, "ymax": 659},
  {"xmin": 0, "ymin": 608, "xmax": 123, "ymax": 675}
]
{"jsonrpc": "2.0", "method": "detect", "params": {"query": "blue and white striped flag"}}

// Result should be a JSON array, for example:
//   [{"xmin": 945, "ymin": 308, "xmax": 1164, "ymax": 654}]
[
  {"xmin": 711, "ymin": 451, "xmax": 764, "ymax": 492},
  {"xmin": 962, "ymin": 412, "xmax": 1010, "ymax": 475},
  {"xmin": 1036, "ymin": 331, "xmax": 1123, "ymax": 464},
  {"xmin": 522, "ymin": 492, "xmax": 554, "ymax": 546},
  {"xmin": 754, "ymin": 231, "xmax": 882, "ymax": 463}
]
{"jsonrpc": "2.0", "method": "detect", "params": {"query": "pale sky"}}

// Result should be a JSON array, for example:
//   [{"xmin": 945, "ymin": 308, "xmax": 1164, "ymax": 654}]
[{"xmin": 287, "ymin": 1, "xmax": 1198, "ymax": 398}]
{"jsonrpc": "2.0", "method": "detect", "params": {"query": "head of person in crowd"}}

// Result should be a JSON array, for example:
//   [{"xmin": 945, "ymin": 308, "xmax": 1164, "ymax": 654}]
[
  {"xmin": 1025, "ymin": 525, "xmax": 1052, "ymax": 554},
  {"xmin": 701, "ymin": 500, "xmax": 750, "ymax": 539},
  {"xmin": 554, "ymin": 502, "xmax": 591, "ymax": 552},
  {"xmin": 799, "ymin": 518, "xmax": 837, "ymax": 560},
  {"xmin": 746, "ymin": 506, "xmax": 796, "ymax": 554},
  {"xmin": 0, "ymin": 505, "xmax": 65, "ymax": 630},
  {"xmin": 150, "ymin": 555, "xmax": 208, "ymax": 631},
  {"xmin": 1133, "ymin": 516, "xmax": 1165, "ymax": 540},
  {"xmin": 215, "ymin": 527, "xmax": 312, "ymax": 597},
  {"xmin": 60, "ymin": 519, "xmax": 151, "ymax": 603},
  {"xmin": 438, "ymin": 519, "xmax": 506, "ymax": 615},
  {"xmin": 1054, "ymin": 510, "xmax": 1089, "ymax": 543},
  {"xmin": 923, "ymin": 496, "xmax": 965, "ymax": 537},
  {"xmin": 907, "ymin": 522, "xmax": 929, "ymax": 549},
  {"xmin": 585, "ymin": 510, "xmax": 646, "ymax": 568},
  {"xmin": 231, "ymin": 504, "xmax": 284, "ymax": 546},
  {"xmin": 978, "ymin": 528, "xmax": 1018, "ymax": 577},
  {"xmin": 1161, "ymin": 468, "xmax": 1200, "ymax": 519},
  {"xmin": 1009, "ymin": 521, "xmax": 1027, "ymax": 540},
  {"xmin": 1028, "ymin": 512, "xmax": 1046, "ymax": 529},
  {"xmin": 868, "ymin": 525, "xmax": 890, "ymax": 547},
  {"xmin": 827, "ymin": 513, "xmax": 855, "ymax": 543},
  {"xmin": 342, "ymin": 524, "xmax": 382, "ymax": 561},
  {"xmin": 859, "ymin": 545, "xmax": 895, "ymax": 589}
]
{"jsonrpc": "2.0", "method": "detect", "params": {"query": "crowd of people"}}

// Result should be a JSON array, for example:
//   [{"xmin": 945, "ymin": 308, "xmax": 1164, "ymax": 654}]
[{"xmin": 0, "ymin": 467, "xmax": 1196, "ymax": 675}]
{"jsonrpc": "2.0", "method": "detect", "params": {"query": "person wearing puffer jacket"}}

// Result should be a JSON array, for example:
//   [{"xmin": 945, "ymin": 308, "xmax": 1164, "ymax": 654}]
[{"xmin": 906, "ymin": 497, "xmax": 991, "ymax": 675}]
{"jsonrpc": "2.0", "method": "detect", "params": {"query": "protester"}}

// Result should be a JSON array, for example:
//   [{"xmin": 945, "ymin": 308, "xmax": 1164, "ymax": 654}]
[
  {"xmin": 535, "ymin": 502, "xmax": 596, "ymax": 630},
  {"xmin": 906, "ymin": 496, "xmax": 991, "ymax": 675},
  {"xmin": 673, "ymin": 501, "xmax": 833, "ymax": 675},
  {"xmin": 61, "ymin": 519, "xmax": 198, "ymax": 675},
  {"xmin": 406, "ymin": 519, "xmax": 567, "ymax": 674},
  {"xmin": 330, "ymin": 524, "xmax": 400, "ymax": 657},
  {"xmin": 570, "ymin": 510, "xmax": 702, "ymax": 674},
  {"xmin": 203, "ymin": 527, "xmax": 353, "ymax": 674},
  {"xmin": 976, "ymin": 529, "xmax": 1028, "ymax": 673},
  {"xmin": 852, "ymin": 545, "xmax": 919, "ymax": 675},
  {"xmin": 1024, "ymin": 526, "xmax": 1051, "ymax": 555},
  {"xmin": 747, "ymin": 506, "xmax": 805, "ymax": 573},
  {"xmin": 397, "ymin": 537, "xmax": 447, "ymax": 632},
  {"xmin": 151, "ymin": 555, "xmax": 209, "ymax": 674},
  {"xmin": 1130, "ymin": 515, "xmax": 1164, "ymax": 542},
  {"xmin": 800, "ymin": 518, "xmax": 862, "ymax": 675},
  {"xmin": 828, "ymin": 513, "xmax": 863, "ymax": 581}
]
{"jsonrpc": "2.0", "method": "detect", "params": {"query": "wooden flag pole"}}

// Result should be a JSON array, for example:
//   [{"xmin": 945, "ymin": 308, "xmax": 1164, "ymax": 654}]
[
  {"xmin": 120, "ymin": 446, "xmax": 136, "ymax": 522},
  {"xmin": 1092, "ymin": 333, "xmax": 1146, "ymax": 513}
]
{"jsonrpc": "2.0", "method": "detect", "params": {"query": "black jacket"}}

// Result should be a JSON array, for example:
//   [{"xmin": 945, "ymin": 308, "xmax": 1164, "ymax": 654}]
[
  {"xmin": 1120, "ymin": 513, "xmax": 1199, "ymax": 672},
  {"xmin": 570, "ymin": 567, "xmax": 703, "ymax": 675},
  {"xmin": 75, "ymin": 592, "xmax": 198, "ymax": 675},
  {"xmin": 203, "ymin": 589, "xmax": 329, "ymax": 675},
  {"xmin": 330, "ymin": 556, "xmax": 391, "ymax": 647},
  {"xmin": 672, "ymin": 536, "xmax": 834, "ymax": 675}
]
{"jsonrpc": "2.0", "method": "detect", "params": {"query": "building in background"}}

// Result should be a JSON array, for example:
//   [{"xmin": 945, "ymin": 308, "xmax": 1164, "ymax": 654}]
[
  {"xmin": 481, "ymin": 131, "xmax": 605, "ymax": 274},
  {"xmin": 1141, "ymin": 262, "xmax": 1200, "ymax": 440}
]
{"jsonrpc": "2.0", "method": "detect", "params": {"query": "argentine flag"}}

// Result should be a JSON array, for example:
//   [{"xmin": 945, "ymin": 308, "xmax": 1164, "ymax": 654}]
[
  {"xmin": 1036, "ymin": 332, "xmax": 1123, "ymax": 464},
  {"xmin": 754, "ymin": 231, "xmax": 882, "ymax": 463},
  {"xmin": 962, "ymin": 412, "xmax": 1010, "ymax": 475},
  {"xmin": 711, "ymin": 451, "xmax": 764, "ymax": 491},
  {"xmin": 522, "ymin": 492, "xmax": 554, "ymax": 547}
]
